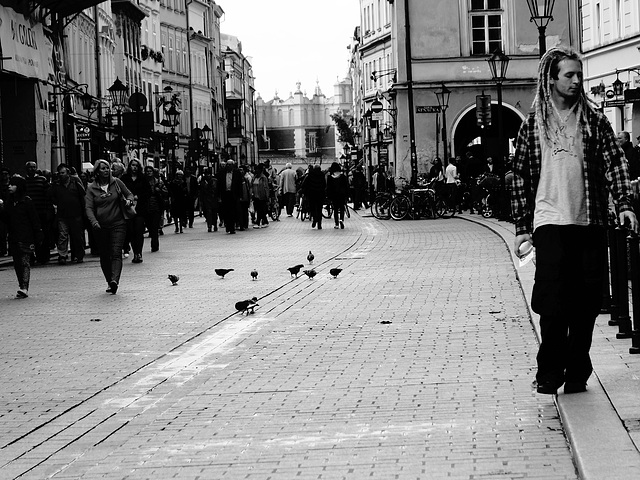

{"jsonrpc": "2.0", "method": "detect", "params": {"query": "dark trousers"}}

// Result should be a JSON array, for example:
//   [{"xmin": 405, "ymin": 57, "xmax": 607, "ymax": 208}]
[
  {"xmin": 239, "ymin": 200, "xmax": 250, "ymax": 229},
  {"xmin": 253, "ymin": 199, "xmax": 268, "ymax": 226},
  {"xmin": 202, "ymin": 206, "xmax": 218, "ymax": 231},
  {"xmin": 95, "ymin": 223, "xmax": 127, "ymax": 286},
  {"xmin": 35, "ymin": 211, "xmax": 52, "ymax": 264},
  {"xmin": 56, "ymin": 215, "xmax": 85, "ymax": 261},
  {"xmin": 532, "ymin": 224, "xmax": 607, "ymax": 385},
  {"xmin": 283, "ymin": 192, "xmax": 296, "ymax": 215},
  {"xmin": 187, "ymin": 197, "xmax": 196, "ymax": 227},
  {"xmin": 144, "ymin": 210, "xmax": 161, "ymax": 251},
  {"xmin": 12, "ymin": 251, "xmax": 31, "ymax": 291},
  {"xmin": 221, "ymin": 191, "xmax": 237, "ymax": 233},
  {"xmin": 0, "ymin": 220, "xmax": 7, "ymax": 255},
  {"xmin": 126, "ymin": 215, "xmax": 146, "ymax": 256},
  {"xmin": 308, "ymin": 196, "xmax": 323, "ymax": 226}
]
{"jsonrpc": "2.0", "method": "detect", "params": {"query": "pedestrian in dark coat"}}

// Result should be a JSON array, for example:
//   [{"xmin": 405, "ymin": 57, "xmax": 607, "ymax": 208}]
[
  {"xmin": 251, "ymin": 164, "xmax": 270, "ymax": 228},
  {"xmin": 301, "ymin": 165, "xmax": 326, "ymax": 229},
  {"xmin": 351, "ymin": 165, "xmax": 368, "ymax": 209},
  {"xmin": 0, "ymin": 174, "xmax": 43, "ymax": 298},
  {"xmin": 144, "ymin": 165, "xmax": 167, "ymax": 251},
  {"xmin": 326, "ymin": 162, "xmax": 350, "ymax": 229},
  {"xmin": 216, "ymin": 160, "xmax": 244, "ymax": 234},
  {"xmin": 49, "ymin": 163, "xmax": 86, "ymax": 264},
  {"xmin": 24, "ymin": 161, "xmax": 52, "ymax": 264},
  {"xmin": 184, "ymin": 167, "xmax": 199, "ymax": 228},
  {"xmin": 168, "ymin": 171, "xmax": 189, "ymax": 233},
  {"xmin": 199, "ymin": 169, "xmax": 219, "ymax": 232},
  {"xmin": 122, "ymin": 159, "xmax": 151, "ymax": 262}
]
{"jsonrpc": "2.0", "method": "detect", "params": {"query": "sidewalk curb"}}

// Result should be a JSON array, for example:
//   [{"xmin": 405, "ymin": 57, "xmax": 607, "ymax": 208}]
[{"xmin": 460, "ymin": 214, "xmax": 640, "ymax": 480}]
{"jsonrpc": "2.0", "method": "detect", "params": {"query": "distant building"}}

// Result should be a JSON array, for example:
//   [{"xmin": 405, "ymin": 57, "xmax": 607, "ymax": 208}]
[{"xmin": 256, "ymin": 79, "xmax": 353, "ymax": 170}]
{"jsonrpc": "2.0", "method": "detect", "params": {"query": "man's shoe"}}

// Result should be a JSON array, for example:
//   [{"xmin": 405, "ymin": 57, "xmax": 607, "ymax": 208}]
[
  {"xmin": 132, "ymin": 254, "xmax": 142, "ymax": 263},
  {"xmin": 16, "ymin": 289, "xmax": 28, "ymax": 299},
  {"xmin": 107, "ymin": 281, "xmax": 118, "ymax": 294},
  {"xmin": 312, "ymin": 220, "xmax": 316, "ymax": 228},
  {"xmin": 57, "ymin": 256, "xmax": 67, "ymax": 265},
  {"xmin": 564, "ymin": 382, "xmax": 587, "ymax": 394},
  {"xmin": 123, "ymin": 252, "xmax": 129, "ymax": 259},
  {"xmin": 253, "ymin": 225, "xmax": 260, "ymax": 229},
  {"xmin": 340, "ymin": 221, "xmax": 344, "ymax": 229},
  {"xmin": 75, "ymin": 258, "xmax": 84, "ymax": 264},
  {"xmin": 536, "ymin": 381, "xmax": 562, "ymax": 395}
]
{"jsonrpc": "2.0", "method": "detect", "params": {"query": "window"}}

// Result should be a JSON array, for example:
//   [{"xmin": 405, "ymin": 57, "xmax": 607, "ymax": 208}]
[
  {"xmin": 306, "ymin": 132, "xmax": 317, "ymax": 153},
  {"xmin": 229, "ymin": 106, "xmax": 241, "ymax": 129},
  {"xmin": 470, "ymin": 0, "xmax": 503, "ymax": 55},
  {"xmin": 168, "ymin": 36, "xmax": 174, "ymax": 70}
]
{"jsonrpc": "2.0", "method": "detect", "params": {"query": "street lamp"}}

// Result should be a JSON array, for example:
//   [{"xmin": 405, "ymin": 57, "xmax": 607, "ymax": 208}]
[
  {"xmin": 162, "ymin": 103, "xmax": 180, "ymax": 176},
  {"xmin": 434, "ymin": 83, "xmax": 451, "ymax": 165},
  {"xmin": 108, "ymin": 77, "xmax": 129, "ymax": 161},
  {"xmin": 526, "ymin": 0, "xmax": 556, "ymax": 57},
  {"xmin": 487, "ymin": 48, "xmax": 510, "ymax": 219},
  {"xmin": 202, "ymin": 124, "xmax": 212, "ymax": 167}
]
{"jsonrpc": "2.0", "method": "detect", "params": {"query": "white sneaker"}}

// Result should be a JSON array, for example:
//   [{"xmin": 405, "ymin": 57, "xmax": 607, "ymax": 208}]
[
  {"xmin": 261, "ymin": 224, "xmax": 269, "ymax": 228},
  {"xmin": 253, "ymin": 225, "xmax": 260, "ymax": 229},
  {"xmin": 123, "ymin": 252, "xmax": 129, "ymax": 259}
]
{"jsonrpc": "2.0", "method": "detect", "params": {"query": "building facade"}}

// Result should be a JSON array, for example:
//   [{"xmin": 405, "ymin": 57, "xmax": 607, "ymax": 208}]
[
  {"xmin": 352, "ymin": 0, "xmax": 581, "ymax": 184},
  {"xmin": 581, "ymin": 0, "xmax": 640, "ymax": 139},
  {"xmin": 255, "ymin": 79, "xmax": 353, "ymax": 170}
]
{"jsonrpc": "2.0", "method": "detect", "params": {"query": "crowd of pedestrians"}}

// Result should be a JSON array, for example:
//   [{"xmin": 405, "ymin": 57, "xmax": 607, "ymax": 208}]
[{"xmin": 0, "ymin": 157, "xmax": 377, "ymax": 299}]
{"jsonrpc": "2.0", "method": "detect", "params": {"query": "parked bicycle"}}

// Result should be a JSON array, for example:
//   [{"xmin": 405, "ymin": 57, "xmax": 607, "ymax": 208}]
[{"xmin": 389, "ymin": 185, "xmax": 448, "ymax": 220}]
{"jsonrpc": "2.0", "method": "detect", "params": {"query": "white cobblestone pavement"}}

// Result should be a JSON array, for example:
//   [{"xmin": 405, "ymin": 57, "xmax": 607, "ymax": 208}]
[{"xmin": 0, "ymin": 209, "xmax": 636, "ymax": 479}]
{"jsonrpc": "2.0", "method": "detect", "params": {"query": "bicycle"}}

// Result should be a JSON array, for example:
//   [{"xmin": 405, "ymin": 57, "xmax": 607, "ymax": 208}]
[
  {"xmin": 370, "ymin": 191, "xmax": 393, "ymax": 220},
  {"xmin": 296, "ymin": 194, "xmax": 308, "ymax": 221},
  {"xmin": 322, "ymin": 201, "xmax": 351, "ymax": 220},
  {"xmin": 390, "ymin": 187, "xmax": 445, "ymax": 220}
]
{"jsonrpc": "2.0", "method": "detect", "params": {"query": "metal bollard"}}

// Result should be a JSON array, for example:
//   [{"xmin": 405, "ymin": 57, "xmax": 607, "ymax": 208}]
[
  {"xmin": 628, "ymin": 231, "xmax": 640, "ymax": 354},
  {"xmin": 608, "ymin": 225, "xmax": 620, "ymax": 326},
  {"xmin": 615, "ymin": 226, "xmax": 633, "ymax": 339}
]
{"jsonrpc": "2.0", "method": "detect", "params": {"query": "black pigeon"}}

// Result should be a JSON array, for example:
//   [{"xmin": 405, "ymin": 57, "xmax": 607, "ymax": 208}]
[
  {"xmin": 329, "ymin": 268, "xmax": 342, "ymax": 279},
  {"xmin": 307, "ymin": 251, "xmax": 314, "ymax": 264},
  {"xmin": 303, "ymin": 269, "xmax": 317, "ymax": 279},
  {"xmin": 235, "ymin": 297, "xmax": 258, "ymax": 315},
  {"xmin": 287, "ymin": 264, "xmax": 304, "ymax": 277},
  {"xmin": 215, "ymin": 268, "xmax": 234, "ymax": 279},
  {"xmin": 251, "ymin": 269, "xmax": 258, "ymax": 280},
  {"xmin": 168, "ymin": 274, "xmax": 179, "ymax": 286}
]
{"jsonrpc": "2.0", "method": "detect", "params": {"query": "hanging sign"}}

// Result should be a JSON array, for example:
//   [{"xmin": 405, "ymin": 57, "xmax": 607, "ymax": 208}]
[{"xmin": 0, "ymin": 5, "xmax": 53, "ymax": 81}]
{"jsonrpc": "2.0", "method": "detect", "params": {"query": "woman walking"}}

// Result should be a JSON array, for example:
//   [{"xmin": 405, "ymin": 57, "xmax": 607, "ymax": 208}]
[
  {"xmin": 0, "ymin": 175, "xmax": 43, "ymax": 298},
  {"xmin": 168, "ymin": 170, "xmax": 188, "ymax": 233},
  {"xmin": 144, "ymin": 165, "xmax": 167, "ymax": 250},
  {"xmin": 251, "ymin": 163, "xmax": 270, "ymax": 228},
  {"xmin": 326, "ymin": 162, "xmax": 349, "ymax": 229},
  {"xmin": 121, "ymin": 159, "xmax": 151, "ymax": 263},
  {"xmin": 301, "ymin": 165, "xmax": 326, "ymax": 229},
  {"xmin": 85, "ymin": 159, "xmax": 134, "ymax": 294},
  {"xmin": 199, "ymin": 168, "xmax": 219, "ymax": 232}
]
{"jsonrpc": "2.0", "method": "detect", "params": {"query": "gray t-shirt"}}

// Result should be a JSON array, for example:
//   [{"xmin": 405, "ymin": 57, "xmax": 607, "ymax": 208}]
[{"xmin": 534, "ymin": 111, "xmax": 588, "ymax": 231}]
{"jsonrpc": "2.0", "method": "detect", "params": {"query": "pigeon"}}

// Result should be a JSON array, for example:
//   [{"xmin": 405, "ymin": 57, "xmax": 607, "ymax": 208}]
[
  {"xmin": 251, "ymin": 269, "xmax": 258, "ymax": 280},
  {"xmin": 307, "ymin": 251, "xmax": 314, "ymax": 264},
  {"xmin": 168, "ymin": 274, "xmax": 179, "ymax": 286},
  {"xmin": 235, "ymin": 297, "xmax": 258, "ymax": 315},
  {"xmin": 329, "ymin": 268, "xmax": 342, "ymax": 279},
  {"xmin": 287, "ymin": 264, "xmax": 304, "ymax": 277},
  {"xmin": 303, "ymin": 269, "xmax": 317, "ymax": 279},
  {"xmin": 215, "ymin": 268, "xmax": 234, "ymax": 279}
]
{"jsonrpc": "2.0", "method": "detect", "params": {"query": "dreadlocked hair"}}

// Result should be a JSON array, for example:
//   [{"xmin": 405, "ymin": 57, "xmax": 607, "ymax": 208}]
[{"xmin": 532, "ymin": 45, "xmax": 598, "ymax": 145}]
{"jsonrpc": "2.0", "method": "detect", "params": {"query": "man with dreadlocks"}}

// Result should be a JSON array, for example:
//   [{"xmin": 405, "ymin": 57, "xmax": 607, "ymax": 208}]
[{"xmin": 511, "ymin": 46, "xmax": 639, "ymax": 395}]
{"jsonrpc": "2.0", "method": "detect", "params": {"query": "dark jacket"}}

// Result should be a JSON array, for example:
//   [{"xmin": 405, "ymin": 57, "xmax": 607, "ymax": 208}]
[
  {"xmin": 216, "ymin": 168, "xmax": 244, "ymax": 200},
  {"xmin": 301, "ymin": 169, "xmax": 326, "ymax": 200},
  {"xmin": 0, "ymin": 195, "xmax": 43, "ymax": 250},
  {"xmin": 25, "ymin": 174, "xmax": 51, "ymax": 215},
  {"xmin": 326, "ymin": 172, "xmax": 349, "ymax": 203},
  {"xmin": 49, "ymin": 176, "xmax": 85, "ymax": 218},
  {"xmin": 122, "ymin": 173, "xmax": 152, "ymax": 215},
  {"xmin": 168, "ymin": 179, "xmax": 189, "ymax": 213}
]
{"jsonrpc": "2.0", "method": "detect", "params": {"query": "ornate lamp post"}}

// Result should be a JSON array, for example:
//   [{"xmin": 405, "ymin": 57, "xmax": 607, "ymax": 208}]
[
  {"xmin": 434, "ymin": 83, "xmax": 451, "ymax": 165},
  {"xmin": 487, "ymin": 48, "xmax": 510, "ymax": 219},
  {"xmin": 108, "ymin": 77, "xmax": 129, "ymax": 161},
  {"xmin": 163, "ymin": 104, "xmax": 180, "ymax": 176},
  {"xmin": 202, "ymin": 124, "xmax": 212, "ymax": 167},
  {"xmin": 526, "ymin": 0, "xmax": 556, "ymax": 57}
]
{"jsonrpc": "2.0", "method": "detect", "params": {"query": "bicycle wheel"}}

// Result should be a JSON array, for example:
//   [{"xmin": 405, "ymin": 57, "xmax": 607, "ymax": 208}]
[
  {"xmin": 434, "ymin": 198, "xmax": 449, "ymax": 218},
  {"xmin": 371, "ymin": 195, "xmax": 391, "ymax": 220},
  {"xmin": 482, "ymin": 194, "xmax": 493, "ymax": 218},
  {"xmin": 390, "ymin": 195, "xmax": 410, "ymax": 220}
]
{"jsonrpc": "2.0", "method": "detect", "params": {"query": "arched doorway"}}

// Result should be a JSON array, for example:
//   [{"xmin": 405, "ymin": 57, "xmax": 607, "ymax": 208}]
[{"xmin": 451, "ymin": 102, "xmax": 525, "ymax": 166}]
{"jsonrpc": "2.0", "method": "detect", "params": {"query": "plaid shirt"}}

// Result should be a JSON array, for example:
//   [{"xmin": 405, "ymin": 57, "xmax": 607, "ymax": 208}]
[{"xmin": 511, "ymin": 108, "xmax": 634, "ymax": 236}]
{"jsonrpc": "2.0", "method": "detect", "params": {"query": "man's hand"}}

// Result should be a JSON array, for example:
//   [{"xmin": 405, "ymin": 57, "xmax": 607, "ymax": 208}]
[
  {"xmin": 620, "ymin": 210, "xmax": 639, "ymax": 233},
  {"xmin": 514, "ymin": 233, "xmax": 533, "ymax": 257}
]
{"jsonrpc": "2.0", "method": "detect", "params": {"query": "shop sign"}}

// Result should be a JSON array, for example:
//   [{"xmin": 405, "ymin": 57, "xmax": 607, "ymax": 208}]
[
  {"xmin": 0, "ymin": 5, "xmax": 53, "ymax": 81},
  {"xmin": 624, "ymin": 88, "xmax": 640, "ymax": 103},
  {"xmin": 604, "ymin": 99, "xmax": 625, "ymax": 108},
  {"xmin": 416, "ymin": 106, "xmax": 441, "ymax": 113},
  {"xmin": 76, "ymin": 125, "xmax": 91, "ymax": 142}
]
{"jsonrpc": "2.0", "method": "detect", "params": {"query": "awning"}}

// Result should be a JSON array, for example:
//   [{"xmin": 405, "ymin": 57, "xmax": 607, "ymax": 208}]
[{"xmin": 32, "ymin": 0, "xmax": 104, "ymax": 18}]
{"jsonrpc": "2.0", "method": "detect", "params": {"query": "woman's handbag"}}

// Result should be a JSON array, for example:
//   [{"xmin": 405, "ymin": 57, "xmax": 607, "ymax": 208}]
[{"xmin": 114, "ymin": 180, "xmax": 137, "ymax": 219}]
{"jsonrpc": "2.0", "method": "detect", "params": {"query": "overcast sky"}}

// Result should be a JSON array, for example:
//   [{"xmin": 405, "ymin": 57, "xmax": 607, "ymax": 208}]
[{"xmin": 219, "ymin": 0, "xmax": 360, "ymax": 101}]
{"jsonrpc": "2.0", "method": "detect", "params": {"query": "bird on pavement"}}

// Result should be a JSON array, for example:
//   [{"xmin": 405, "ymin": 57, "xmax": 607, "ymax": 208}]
[
  {"xmin": 307, "ymin": 251, "xmax": 314, "ymax": 264},
  {"xmin": 215, "ymin": 268, "xmax": 234, "ymax": 279},
  {"xmin": 303, "ymin": 269, "xmax": 317, "ymax": 279},
  {"xmin": 168, "ymin": 274, "xmax": 179, "ymax": 286},
  {"xmin": 287, "ymin": 264, "xmax": 304, "ymax": 277},
  {"xmin": 251, "ymin": 269, "xmax": 258, "ymax": 280},
  {"xmin": 329, "ymin": 268, "xmax": 343, "ymax": 279},
  {"xmin": 235, "ymin": 297, "xmax": 258, "ymax": 315}
]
